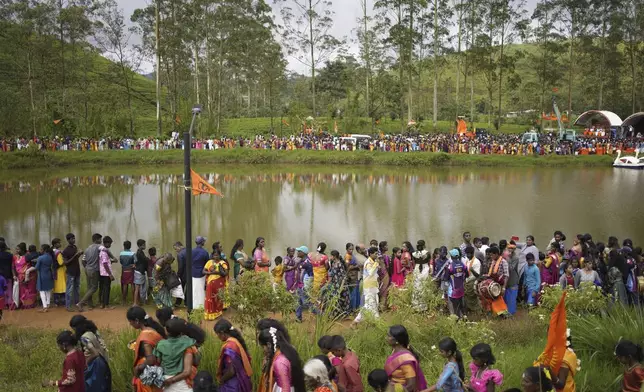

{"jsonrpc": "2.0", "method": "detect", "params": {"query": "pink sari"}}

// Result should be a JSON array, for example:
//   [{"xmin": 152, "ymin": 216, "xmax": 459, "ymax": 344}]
[
  {"xmin": 391, "ymin": 257, "xmax": 406, "ymax": 287},
  {"xmin": 385, "ymin": 350, "xmax": 428, "ymax": 390},
  {"xmin": 15, "ymin": 255, "xmax": 37, "ymax": 308}
]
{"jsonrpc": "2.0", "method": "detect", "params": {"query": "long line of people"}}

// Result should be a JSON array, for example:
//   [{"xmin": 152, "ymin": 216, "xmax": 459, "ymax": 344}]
[{"xmin": 2, "ymin": 132, "xmax": 643, "ymax": 156}]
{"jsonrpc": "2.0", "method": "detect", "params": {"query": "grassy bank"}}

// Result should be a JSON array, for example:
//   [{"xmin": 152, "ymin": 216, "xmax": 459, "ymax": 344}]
[{"xmin": 0, "ymin": 149, "xmax": 613, "ymax": 170}]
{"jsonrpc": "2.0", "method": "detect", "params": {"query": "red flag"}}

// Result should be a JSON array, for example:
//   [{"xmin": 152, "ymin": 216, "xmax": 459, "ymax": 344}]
[
  {"xmin": 190, "ymin": 170, "xmax": 223, "ymax": 197},
  {"xmin": 535, "ymin": 291, "xmax": 568, "ymax": 374}
]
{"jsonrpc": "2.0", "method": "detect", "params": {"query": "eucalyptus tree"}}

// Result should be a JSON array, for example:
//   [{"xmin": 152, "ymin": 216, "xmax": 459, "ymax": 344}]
[{"xmin": 276, "ymin": 0, "xmax": 343, "ymax": 116}]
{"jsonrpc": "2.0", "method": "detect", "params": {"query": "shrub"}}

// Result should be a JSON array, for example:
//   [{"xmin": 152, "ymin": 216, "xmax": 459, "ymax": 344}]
[{"xmin": 221, "ymin": 271, "xmax": 297, "ymax": 328}]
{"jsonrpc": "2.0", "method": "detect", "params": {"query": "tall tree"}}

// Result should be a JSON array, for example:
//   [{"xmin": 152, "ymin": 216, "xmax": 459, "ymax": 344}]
[{"xmin": 277, "ymin": 0, "xmax": 342, "ymax": 116}]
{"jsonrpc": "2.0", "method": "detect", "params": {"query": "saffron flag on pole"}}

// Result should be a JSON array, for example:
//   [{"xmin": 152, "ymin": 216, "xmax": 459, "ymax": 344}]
[
  {"xmin": 535, "ymin": 291, "xmax": 568, "ymax": 374},
  {"xmin": 190, "ymin": 169, "xmax": 223, "ymax": 197}
]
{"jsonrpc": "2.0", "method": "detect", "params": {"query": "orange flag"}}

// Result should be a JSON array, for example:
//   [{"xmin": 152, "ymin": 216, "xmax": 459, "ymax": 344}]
[
  {"xmin": 190, "ymin": 170, "xmax": 223, "ymax": 197},
  {"xmin": 535, "ymin": 291, "xmax": 568, "ymax": 374}
]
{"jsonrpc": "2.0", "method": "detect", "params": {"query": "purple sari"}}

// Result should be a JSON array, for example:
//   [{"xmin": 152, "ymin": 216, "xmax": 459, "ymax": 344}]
[
  {"xmin": 219, "ymin": 342, "xmax": 252, "ymax": 392},
  {"xmin": 283, "ymin": 255, "xmax": 297, "ymax": 292},
  {"xmin": 385, "ymin": 350, "xmax": 428, "ymax": 391}
]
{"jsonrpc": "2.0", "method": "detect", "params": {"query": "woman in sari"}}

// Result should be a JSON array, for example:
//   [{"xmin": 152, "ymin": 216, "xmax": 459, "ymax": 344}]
[
  {"xmin": 214, "ymin": 318, "xmax": 252, "ymax": 392},
  {"xmin": 310, "ymin": 242, "xmax": 329, "ymax": 291},
  {"xmin": 541, "ymin": 242, "xmax": 561, "ymax": 286},
  {"xmin": 152, "ymin": 253, "xmax": 183, "ymax": 309},
  {"xmin": 258, "ymin": 326, "xmax": 306, "ymax": 392},
  {"xmin": 126, "ymin": 306, "xmax": 167, "ymax": 392},
  {"xmin": 15, "ymin": 242, "xmax": 36, "ymax": 309},
  {"xmin": 385, "ymin": 325, "xmax": 427, "ymax": 392},
  {"xmin": 70, "ymin": 315, "xmax": 112, "ymax": 392},
  {"xmin": 283, "ymin": 248, "xmax": 298, "ymax": 293},
  {"xmin": 230, "ymin": 239, "xmax": 247, "ymax": 280},
  {"xmin": 204, "ymin": 252, "xmax": 228, "ymax": 320},
  {"xmin": 252, "ymin": 237, "xmax": 270, "ymax": 273},
  {"xmin": 321, "ymin": 250, "xmax": 351, "ymax": 319}
]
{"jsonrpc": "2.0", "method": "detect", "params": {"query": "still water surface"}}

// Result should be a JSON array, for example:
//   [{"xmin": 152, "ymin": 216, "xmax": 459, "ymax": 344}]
[{"xmin": 1, "ymin": 166, "xmax": 643, "ymax": 255}]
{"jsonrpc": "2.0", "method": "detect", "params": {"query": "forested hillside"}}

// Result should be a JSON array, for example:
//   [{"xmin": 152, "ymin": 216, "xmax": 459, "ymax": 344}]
[{"xmin": 1, "ymin": 0, "xmax": 643, "ymax": 138}]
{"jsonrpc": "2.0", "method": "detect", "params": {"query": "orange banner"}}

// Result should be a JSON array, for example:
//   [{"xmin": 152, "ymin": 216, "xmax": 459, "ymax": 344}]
[
  {"xmin": 536, "ymin": 291, "xmax": 568, "ymax": 374},
  {"xmin": 190, "ymin": 169, "xmax": 223, "ymax": 197}
]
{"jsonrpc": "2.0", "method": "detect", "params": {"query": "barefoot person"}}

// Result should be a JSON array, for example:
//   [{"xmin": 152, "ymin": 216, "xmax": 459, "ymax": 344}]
[
  {"xmin": 120, "ymin": 241, "xmax": 136, "ymax": 305},
  {"xmin": 77, "ymin": 233, "xmax": 103, "ymax": 311},
  {"xmin": 36, "ymin": 244, "xmax": 55, "ymax": 313}
]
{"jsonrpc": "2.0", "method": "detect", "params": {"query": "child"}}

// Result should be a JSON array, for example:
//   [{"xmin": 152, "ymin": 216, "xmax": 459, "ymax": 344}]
[
  {"xmin": 524, "ymin": 253, "xmax": 541, "ymax": 306},
  {"xmin": 559, "ymin": 263, "xmax": 575, "ymax": 289},
  {"xmin": 331, "ymin": 335, "xmax": 363, "ymax": 392},
  {"xmin": 193, "ymin": 370, "xmax": 218, "ymax": 392},
  {"xmin": 154, "ymin": 318, "xmax": 197, "ymax": 389},
  {"xmin": 390, "ymin": 247, "xmax": 405, "ymax": 288},
  {"xmin": 571, "ymin": 258, "xmax": 580, "ymax": 277},
  {"xmin": 425, "ymin": 337, "xmax": 464, "ymax": 392},
  {"xmin": 147, "ymin": 247, "xmax": 157, "ymax": 305},
  {"xmin": 446, "ymin": 249, "xmax": 468, "ymax": 319},
  {"xmin": 615, "ymin": 340, "xmax": 644, "ymax": 392},
  {"xmin": 120, "ymin": 240, "xmax": 135, "ymax": 305},
  {"xmin": 469, "ymin": 343, "xmax": 503, "ymax": 392},
  {"xmin": 272, "ymin": 256, "xmax": 284, "ymax": 289},
  {"xmin": 98, "ymin": 236, "xmax": 115, "ymax": 310},
  {"xmin": 368, "ymin": 369, "xmax": 403, "ymax": 392},
  {"xmin": 42, "ymin": 330, "xmax": 86, "ymax": 391}
]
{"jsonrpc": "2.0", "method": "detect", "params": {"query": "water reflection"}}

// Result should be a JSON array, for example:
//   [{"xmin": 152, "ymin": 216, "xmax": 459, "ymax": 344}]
[{"xmin": 1, "ymin": 168, "xmax": 643, "ymax": 256}]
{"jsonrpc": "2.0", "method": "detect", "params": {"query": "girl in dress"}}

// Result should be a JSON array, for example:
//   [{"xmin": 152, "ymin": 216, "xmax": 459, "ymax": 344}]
[
  {"xmin": 425, "ymin": 337, "xmax": 464, "ymax": 392},
  {"xmin": 43, "ymin": 331, "xmax": 86, "ymax": 392},
  {"xmin": 258, "ymin": 326, "xmax": 305, "ymax": 392},
  {"xmin": 390, "ymin": 247, "xmax": 405, "ymax": 288},
  {"xmin": 615, "ymin": 340, "xmax": 644, "ymax": 392},
  {"xmin": 468, "ymin": 343, "xmax": 503, "ymax": 392}
]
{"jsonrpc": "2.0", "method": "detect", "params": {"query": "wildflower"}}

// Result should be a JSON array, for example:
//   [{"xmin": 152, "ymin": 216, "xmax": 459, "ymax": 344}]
[
  {"xmin": 500, "ymin": 351, "xmax": 505, "ymax": 355},
  {"xmin": 431, "ymin": 345, "xmax": 437, "ymax": 350}
]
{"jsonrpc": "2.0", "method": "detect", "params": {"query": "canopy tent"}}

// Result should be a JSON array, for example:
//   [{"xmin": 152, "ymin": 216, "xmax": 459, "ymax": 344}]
[
  {"xmin": 622, "ymin": 112, "xmax": 644, "ymax": 134},
  {"xmin": 573, "ymin": 110, "xmax": 623, "ymax": 128}
]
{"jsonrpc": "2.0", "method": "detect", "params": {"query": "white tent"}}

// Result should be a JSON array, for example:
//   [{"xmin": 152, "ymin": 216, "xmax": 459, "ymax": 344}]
[{"xmin": 573, "ymin": 110, "xmax": 623, "ymax": 127}]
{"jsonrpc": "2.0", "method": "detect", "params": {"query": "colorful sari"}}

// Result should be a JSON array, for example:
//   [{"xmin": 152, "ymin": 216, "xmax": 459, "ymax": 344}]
[
  {"xmin": 15, "ymin": 255, "xmax": 37, "ymax": 308},
  {"xmin": 132, "ymin": 329, "xmax": 164, "ymax": 392},
  {"xmin": 217, "ymin": 338, "xmax": 253, "ymax": 392},
  {"xmin": 283, "ymin": 255, "xmax": 297, "ymax": 292},
  {"xmin": 310, "ymin": 252, "xmax": 329, "ymax": 290},
  {"xmin": 254, "ymin": 249, "xmax": 270, "ymax": 273},
  {"xmin": 259, "ymin": 351, "xmax": 292, "ymax": 392},
  {"xmin": 321, "ymin": 260, "xmax": 351, "ymax": 318},
  {"xmin": 385, "ymin": 350, "xmax": 428, "ymax": 391},
  {"xmin": 204, "ymin": 259, "xmax": 228, "ymax": 320}
]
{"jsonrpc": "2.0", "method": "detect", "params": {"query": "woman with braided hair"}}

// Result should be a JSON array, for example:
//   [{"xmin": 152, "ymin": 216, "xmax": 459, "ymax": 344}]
[{"xmin": 258, "ymin": 326, "xmax": 305, "ymax": 392}]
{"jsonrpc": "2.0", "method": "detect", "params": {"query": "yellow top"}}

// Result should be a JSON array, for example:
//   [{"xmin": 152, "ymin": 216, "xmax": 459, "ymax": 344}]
[
  {"xmin": 272, "ymin": 264, "xmax": 284, "ymax": 284},
  {"xmin": 559, "ymin": 349, "xmax": 577, "ymax": 392},
  {"xmin": 53, "ymin": 252, "xmax": 66, "ymax": 294},
  {"xmin": 204, "ymin": 259, "xmax": 228, "ymax": 284}
]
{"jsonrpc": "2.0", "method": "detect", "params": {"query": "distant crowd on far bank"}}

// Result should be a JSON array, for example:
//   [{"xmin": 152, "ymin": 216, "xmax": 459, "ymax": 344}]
[{"xmin": 2, "ymin": 131, "xmax": 643, "ymax": 156}]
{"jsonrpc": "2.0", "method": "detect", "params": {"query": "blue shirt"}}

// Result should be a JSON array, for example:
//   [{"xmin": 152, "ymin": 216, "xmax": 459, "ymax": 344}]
[
  {"xmin": 119, "ymin": 251, "xmax": 135, "ymax": 269},
  {"xmin": 435, "ymin": 361, "xmax": 464, "ymax": 391},
  {"xmin": 191, "ymin": 246, "xmax": 210, "ymax": 278},
  {"xmin": 524, "ymin": 264, "xmax": 541, "ymax": 292}
]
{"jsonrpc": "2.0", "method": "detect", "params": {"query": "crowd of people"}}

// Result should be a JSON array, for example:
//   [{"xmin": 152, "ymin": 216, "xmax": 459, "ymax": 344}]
[
  {"xmin": 32, "ymin": 310, "xmax": 644, "ymax": 392},
  {"xmin": 2, "ymin": 231, "xmax": 644, "ymax": 392},
  {"xmin": 1, "ymin": 131, "xmax": 643, "ymax": 156}
]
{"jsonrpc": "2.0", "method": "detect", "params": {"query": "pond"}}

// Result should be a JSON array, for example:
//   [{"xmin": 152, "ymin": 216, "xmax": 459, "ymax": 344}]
[{"xmin": 1, "ymin": 165, "xmax": 643, "ymax": 256}]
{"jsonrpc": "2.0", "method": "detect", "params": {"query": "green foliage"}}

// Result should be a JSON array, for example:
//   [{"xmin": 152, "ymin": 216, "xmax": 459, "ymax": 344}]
[
  {"xmin": 222, "ymin": 271, "xmax": 297, "ymax": 327},
  {"xmin": 530, "ymin": 283, "xmax": 609, "ymax": 322}
]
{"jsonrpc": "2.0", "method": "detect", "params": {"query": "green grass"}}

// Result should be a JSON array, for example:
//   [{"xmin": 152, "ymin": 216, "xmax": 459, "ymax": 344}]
[
  {"xmin": 0, "ymin": 149, "xmax": 613, "ymax": 171},
  {"xmin": 0, "ymin": 305, "xmax": 629, "ymax": 392}
]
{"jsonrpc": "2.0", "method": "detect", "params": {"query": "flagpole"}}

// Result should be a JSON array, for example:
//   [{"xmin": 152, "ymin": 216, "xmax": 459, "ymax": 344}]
[{"xmin": 184, "ymin": 104, "xmax": 202, "ymax": 313}]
